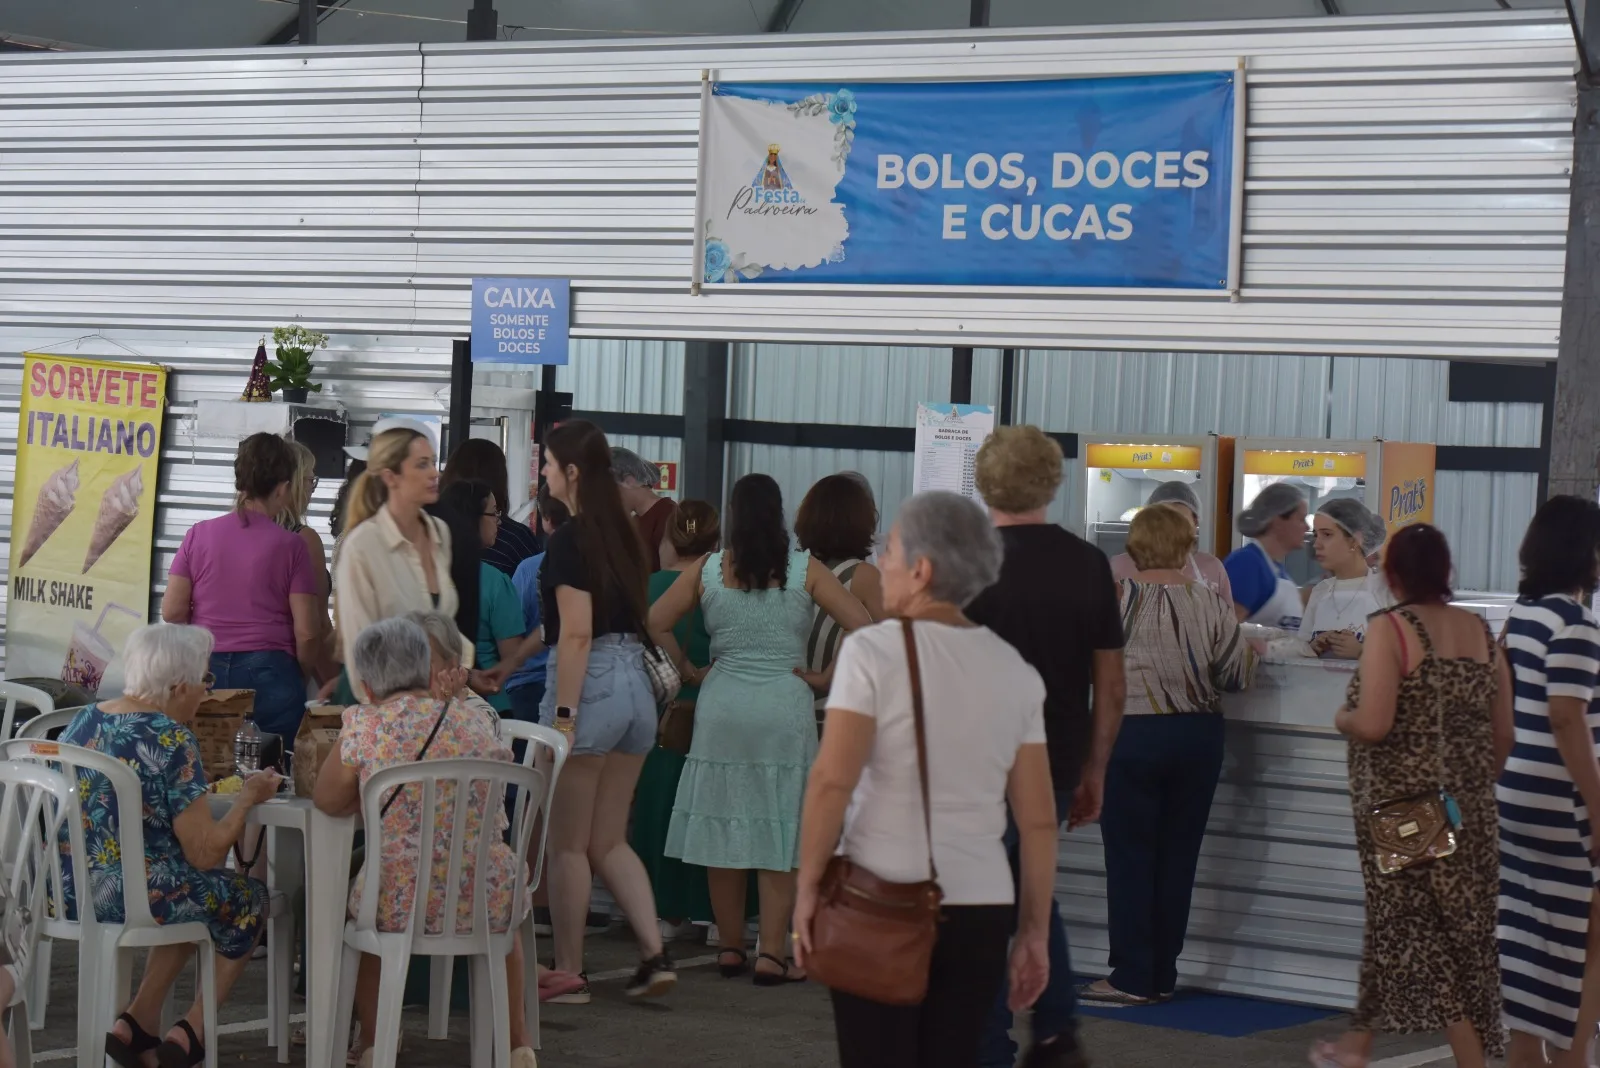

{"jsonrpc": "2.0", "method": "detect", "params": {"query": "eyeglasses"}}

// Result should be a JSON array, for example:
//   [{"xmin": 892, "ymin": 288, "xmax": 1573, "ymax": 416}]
[
  {"xmin": 308, "ymin": 476, "xmax": 320, "ymax": 493},
  {"xmin": 483, "ymin": 509, "xmax": 503, "ymax": 520}
]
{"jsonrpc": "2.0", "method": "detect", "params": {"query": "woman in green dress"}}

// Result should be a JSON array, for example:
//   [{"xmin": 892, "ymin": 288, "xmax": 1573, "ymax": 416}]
[
  {"xmin": 631, "ymin": 500, "xmax": 730, "ymax": 931},
  {"xmin": 648, "ymin": 475, "xmax": 872, "ymax": 984}
]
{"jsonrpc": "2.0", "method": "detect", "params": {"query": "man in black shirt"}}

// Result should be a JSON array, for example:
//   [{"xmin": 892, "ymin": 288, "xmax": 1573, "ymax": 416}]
[{"xmin": 967, "ymin": 426, "xmax": 1126, "ymax": 1068}]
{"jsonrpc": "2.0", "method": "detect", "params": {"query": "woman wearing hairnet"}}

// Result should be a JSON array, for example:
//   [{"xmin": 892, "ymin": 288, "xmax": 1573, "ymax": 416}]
[
  {"xmin": 1298, "ymin": 499, "xmax": 1394, "ymax": 660},
  {"xmin": 1223, "ymin": 483, "xmax": 1310, "ymax": 630},
  {"xmin": 1108, "ymin": 481, "xmax": 1232, "ymax": 601}
]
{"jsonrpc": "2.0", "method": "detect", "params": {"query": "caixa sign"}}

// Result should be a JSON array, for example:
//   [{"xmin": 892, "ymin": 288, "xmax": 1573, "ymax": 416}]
[{"xmin": 471, "ymin": 278, "xmax": 570, "ymax": 365}]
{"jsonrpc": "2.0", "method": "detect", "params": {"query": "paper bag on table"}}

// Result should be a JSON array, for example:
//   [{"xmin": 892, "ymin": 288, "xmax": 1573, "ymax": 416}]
[
  {"xmin": 191, "ymin": 689, "xmax": 254, "ymax": 783},
  {"xmin": 294, "ymin": 703, "xmax": 347, "ymax": 798}
]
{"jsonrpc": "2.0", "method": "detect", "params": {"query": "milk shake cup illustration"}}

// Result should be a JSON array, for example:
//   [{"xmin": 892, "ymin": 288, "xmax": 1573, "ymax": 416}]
[
  {"xmin": 62, "ymin": 603, "xmax": 141, "ymax": 695},
  {"xmin": 83, "ymin": 466, "xmax": 144, "ymax": 573},
  {"xmin": 18, "ymin": 459, "xmax": 80, "ymax": 568}
]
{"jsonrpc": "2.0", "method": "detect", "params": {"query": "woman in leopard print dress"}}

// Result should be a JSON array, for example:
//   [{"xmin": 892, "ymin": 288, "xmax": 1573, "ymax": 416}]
[{"xmin": 1311, "ymin": 525, "xmax": 1512, "ymax": 1068}]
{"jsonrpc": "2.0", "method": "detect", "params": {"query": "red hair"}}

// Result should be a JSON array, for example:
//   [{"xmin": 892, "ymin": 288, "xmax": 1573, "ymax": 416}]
[{"xmin": 1382, "ymin": 523, "xmax": 1453, "ymax": 604}]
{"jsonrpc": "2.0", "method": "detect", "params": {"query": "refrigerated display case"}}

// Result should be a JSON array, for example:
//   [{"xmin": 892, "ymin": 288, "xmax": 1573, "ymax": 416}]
[{"xmin": 1076, "ymin": 435, "xmax": 1234, "ymax": 558}]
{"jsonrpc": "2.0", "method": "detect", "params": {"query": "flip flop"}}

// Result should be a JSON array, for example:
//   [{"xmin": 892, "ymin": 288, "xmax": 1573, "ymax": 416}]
[
  {"xmin": 537, "ymin": 971, "xmax": 587, "ymax": 1002},
  {"xmin": 716, "ymin": 947, "xmax": 749, "ymax": 978}
]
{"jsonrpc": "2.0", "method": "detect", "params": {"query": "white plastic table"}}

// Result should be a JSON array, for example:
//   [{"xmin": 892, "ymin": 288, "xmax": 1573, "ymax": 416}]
[{"xmin": 209, "ymin": 795, "xmax": 359, "ymax": 1068}]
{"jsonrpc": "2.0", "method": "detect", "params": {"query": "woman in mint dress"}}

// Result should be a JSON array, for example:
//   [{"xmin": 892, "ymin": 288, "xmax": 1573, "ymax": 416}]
[
  {"xmin": 648, "ymin": 475, "xmax": 870, "ymax": 984},
  {"xmin": 630, "ymin": 500, "xmax": 748, "ymax": 927}
]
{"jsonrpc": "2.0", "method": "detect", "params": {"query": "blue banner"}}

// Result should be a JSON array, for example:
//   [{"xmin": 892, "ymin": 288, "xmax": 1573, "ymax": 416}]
[
  {"xmin": 471, "ymin": 278, "xmax": 570, "ymax": 364},
  {"xmin": 699, "ymin": 73, "xmax": 1237, "ymax": 289}
]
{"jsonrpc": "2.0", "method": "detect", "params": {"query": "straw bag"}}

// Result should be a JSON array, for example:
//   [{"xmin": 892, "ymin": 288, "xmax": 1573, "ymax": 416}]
[{"xmin": 804, "ymin": 619, "xmax": 944, "ymax": 1006}]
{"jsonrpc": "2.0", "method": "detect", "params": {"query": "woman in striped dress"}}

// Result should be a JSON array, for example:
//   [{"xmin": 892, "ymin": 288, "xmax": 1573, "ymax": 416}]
[
  {"xmin": 1499, "ymin": 495, "xmax": 1600, "ymax": 1068},
  {"xmin": 794, "ymin": 474, "xmax": 883, "ymax": 731}
]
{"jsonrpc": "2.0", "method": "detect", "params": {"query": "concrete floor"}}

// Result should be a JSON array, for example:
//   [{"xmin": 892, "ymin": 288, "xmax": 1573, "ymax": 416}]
[{"xmin": 20, "ymin": 927, "xmax": 1465, "ymax": 1068}]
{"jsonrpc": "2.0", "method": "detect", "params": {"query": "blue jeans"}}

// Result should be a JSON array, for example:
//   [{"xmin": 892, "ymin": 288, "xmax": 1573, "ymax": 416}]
[
  {"xmin": 978, "ymin": 788, "xmax": 1077, "ymax": 1068},
  {"xmin": 1100, "ymin": 714, "xmax": 1224, "ymax": 1000},
  {"xmin": 210, "ymin": 650, "xmax": 305, "ymax": 751}
]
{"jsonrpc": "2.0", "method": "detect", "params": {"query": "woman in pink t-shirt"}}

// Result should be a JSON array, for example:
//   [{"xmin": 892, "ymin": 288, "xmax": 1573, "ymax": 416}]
[
  {"xmin": 162, "ymin": 433, "xmax": 333, "ymax": 748},
  {"xmin": 1107, "ymin": 481, "xmax": 1231, "ymax": 603}
]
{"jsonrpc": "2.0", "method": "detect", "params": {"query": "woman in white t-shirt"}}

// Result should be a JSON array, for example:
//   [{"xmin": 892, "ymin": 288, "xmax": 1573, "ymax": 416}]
[
  {"xmin": 1296, "ymin": 498, "xmax": 1393, "ymax": 660},
  {"xmin": 792, "ymin": 491, "xmax": 1057, "ymax": 1068}
]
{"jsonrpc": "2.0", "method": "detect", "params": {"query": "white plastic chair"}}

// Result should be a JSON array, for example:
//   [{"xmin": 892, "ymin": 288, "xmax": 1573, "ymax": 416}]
[
  {"xmin": 335, "ymin": 758, "xmax": 544, "ymax": 1068},
  {"xmin": 0, "ymin": 739, "xmax": 220, "ymax": 1068},
  {"xmin": 0, "ymin": 686, "xmax": 52, "ymax": 746},
  {"xmin": 427, "ymin": 720, "xmax": 567, "ymax": 1047},
  {"xmin": 5, "ymin": 712, "xmax": 74, "ymax": 1031},
  {"xmin": 0, "ymin": 758, "xmax": 78, "ymax": 1068}
]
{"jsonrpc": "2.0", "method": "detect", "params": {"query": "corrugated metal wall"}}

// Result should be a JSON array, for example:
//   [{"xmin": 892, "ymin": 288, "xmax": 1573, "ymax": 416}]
[
  {"xmin": 726, "ymin": 343, "xmax": 1539, "ymax": 590},
  {"xmin": 0, "ymin": 11, "xmax": 1574, "ymax": 358}
]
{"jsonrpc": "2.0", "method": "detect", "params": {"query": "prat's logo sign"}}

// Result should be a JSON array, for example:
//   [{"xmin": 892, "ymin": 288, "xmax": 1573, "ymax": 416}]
[
  {"xmin": 1131, "ymin": 450, "xmax": 1153, "ymax": 463},
  {"xmin": 1390, "ymin": 477, "xmax": 1428, "ymax": 525},
  {"xmin": 1292, "ymin": 457, "xmax": 1315, "ymax": 471}
]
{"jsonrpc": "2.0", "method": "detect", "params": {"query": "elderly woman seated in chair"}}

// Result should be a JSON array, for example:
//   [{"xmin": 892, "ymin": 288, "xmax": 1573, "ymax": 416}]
[
  {"xmin": 59, "ymin": 623, "xmax": 281, "ymax": 1068},
  {"xmin": 311, "ymin": 617, "xmax": 537, "ymax": 1068}
]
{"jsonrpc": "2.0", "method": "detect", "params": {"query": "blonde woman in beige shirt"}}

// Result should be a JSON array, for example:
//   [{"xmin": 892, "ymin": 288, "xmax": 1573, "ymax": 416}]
[{"xmin": 333, "ymin": 426, "xmax": 461, "ymax": 697}]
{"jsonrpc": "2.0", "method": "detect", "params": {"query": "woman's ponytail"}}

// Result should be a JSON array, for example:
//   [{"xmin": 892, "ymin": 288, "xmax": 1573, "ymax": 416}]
[{"xmin": 344, "ymin": 470, "xmax": 386, "ymax": 532}]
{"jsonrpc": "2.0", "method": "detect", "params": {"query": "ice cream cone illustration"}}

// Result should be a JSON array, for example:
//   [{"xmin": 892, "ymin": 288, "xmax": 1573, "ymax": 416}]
[
  {"xmin": 18, "ymin": 458, "xmax": 80, "ymax": 568},
  {"xmin": 82, "ymin": 466, "xmax": 144, "ymax": 574}
]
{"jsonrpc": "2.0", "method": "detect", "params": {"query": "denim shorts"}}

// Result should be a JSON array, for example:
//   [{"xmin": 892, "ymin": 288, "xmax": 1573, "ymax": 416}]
[
  {"xmin": 538, "ymin": 635, "xmax": 656, "ymax": 757},
  {"xmin": 210, "ymin": 650, "xmax": 306, "ymax": 750}
]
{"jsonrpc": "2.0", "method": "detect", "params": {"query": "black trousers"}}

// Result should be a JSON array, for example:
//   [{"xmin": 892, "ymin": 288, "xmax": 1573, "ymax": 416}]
[{"xmin": 831, "ymin": 905, "xmax": 1012, "ymax": 1068}]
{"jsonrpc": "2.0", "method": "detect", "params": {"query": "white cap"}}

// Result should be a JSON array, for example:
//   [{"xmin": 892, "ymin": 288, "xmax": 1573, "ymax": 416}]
[{"xmin": 344, "ymin": 416, "xmax": 438, "ymax": 462}]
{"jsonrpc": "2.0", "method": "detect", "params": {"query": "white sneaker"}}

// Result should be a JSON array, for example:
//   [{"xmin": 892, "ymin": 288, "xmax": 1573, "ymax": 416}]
[{"xmin": 657, "ymin": 919, "xmax": 696, "ymax": 942}]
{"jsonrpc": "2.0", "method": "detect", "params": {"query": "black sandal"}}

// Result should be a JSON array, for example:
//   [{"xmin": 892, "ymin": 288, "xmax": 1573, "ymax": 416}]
[
  {"xmin": 156, "ymin": 1019, "xmax": 205, "ymax": 1068},
  {"xmin": 105, "ymin": 1013, "xmax": 161, "ymax": 1068},
  {"xmin": 752, "ymin": 952, "xmax": 806, "ymax": 986},
  {"xmin": 716, "ymin": 947, "xmax": 749, "ymax": 978}
]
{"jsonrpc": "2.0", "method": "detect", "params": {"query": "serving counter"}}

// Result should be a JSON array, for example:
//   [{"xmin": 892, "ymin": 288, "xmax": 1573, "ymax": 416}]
[{"xmin": 1059, "ymin": 654, "xmax": 1366, "ymax": 1009}]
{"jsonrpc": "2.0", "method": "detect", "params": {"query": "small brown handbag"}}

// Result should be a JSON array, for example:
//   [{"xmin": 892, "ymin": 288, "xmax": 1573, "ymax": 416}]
[{"xmin": 804, "ymin": 619, "xmax": 944, "ymax": 1006}]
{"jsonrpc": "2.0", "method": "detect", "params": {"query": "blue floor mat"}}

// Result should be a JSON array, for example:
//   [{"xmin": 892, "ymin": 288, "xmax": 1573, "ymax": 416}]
[{"xmin": 1077, "ymin": 988, "xmax": 1340, "ymax": 1037}]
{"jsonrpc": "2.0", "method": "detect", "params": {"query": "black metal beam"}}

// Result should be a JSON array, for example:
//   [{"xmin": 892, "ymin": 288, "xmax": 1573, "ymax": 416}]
[
  {"xmin": 446, "ymin": 339, "xmax": 473, "ymax": 461},
  {"xmin": 970, "ymin": 0, "xmax": 992, "ymax": 28},
  {"xmin": 765, "ymin": 0, "xmax": 808, "ymax": 32},
  {"xmin": 298, "ymin": 0, "xmax": 317, "ymax": 45},
  {"xmin": 999, "ymin": 348, "xmax": 1016, "ymax": 425},
  {"xmin": 1448, "ymin": 360, "xmax": 1556, "ymax": 404},
  {"xmin": 262, "ymin": 0, "xmax": 346, "ymax": 46},
  {"xmin": 682, "ymin": 341, "xmax": 729, "ymax": 505},
  {"xmin": 467, "ymin": 0, "xmax": 497, "ymax": 41},
  {"xmin": 1320, "ymin": 0, "xmax": 1341, "ymax": 14},
  {"xmin": 1551, "ymin": 82, "xmax": 1600, "ymax": 502},
  {"xmin": 950, "ymin": 348, "xmax": 974, "ymax": 405},
  {"xmin": 1568, "ymin": 0, "xmax": 1600, "ymax": 80}
]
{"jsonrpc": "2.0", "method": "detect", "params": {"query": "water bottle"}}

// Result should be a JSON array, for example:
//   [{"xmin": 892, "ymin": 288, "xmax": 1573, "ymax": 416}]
[{"xmin": 234, "ymin": 719, "xmax": 263, "ymax": 776}]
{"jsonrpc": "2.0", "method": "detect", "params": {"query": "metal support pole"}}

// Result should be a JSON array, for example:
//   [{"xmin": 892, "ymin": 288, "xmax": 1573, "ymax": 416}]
[
  {"xmin": 969, "ymin": 0, "xmax": 991, "ymax": 28},
  {"xmin": 999, "ymin": 348, "xmax": 1016, "ymax": 425},
  {"xmin": 447, "ymin": 339, "xmax": 473, "ymax": 462},
  {"xmin": 950, "ymin": 348, "xmax": 974, "ymax": 405},
  {"xmin": 1551, "ymin": 82, "xmax": 1600, "ymax": 502},
  {"xmin": 683, "ymin": 341, "xmax": 730, "ymax": 506},
  {"xmin": 467, "ymin": 0, "xmax": 497, "ymax": 41},
  {"xmin": 298, "ymin": 0, "xmax": 318, "ymax": 45}
]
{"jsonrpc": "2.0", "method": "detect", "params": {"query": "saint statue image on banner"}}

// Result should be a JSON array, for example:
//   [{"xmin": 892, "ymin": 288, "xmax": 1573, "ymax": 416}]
[{"xmin": 754, "ymin": 143, "xmax": 793, "ymax": 191}]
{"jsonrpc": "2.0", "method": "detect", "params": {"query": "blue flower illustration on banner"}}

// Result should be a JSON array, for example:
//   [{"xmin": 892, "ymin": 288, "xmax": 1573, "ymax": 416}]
[
  {"xmin": 702, "ymin": 223, "xmax": 765, "ymax": 284},
  {"xmin": 704, "ymin": 238, "xmax": 731, "ymax": 283},
  {"xmin": 787, "ymin": 88, "xmax": 857, "ymax": 171},
  {"xmin": 828, "ymin": 88, "xmax": 857, "ymax": 126}
]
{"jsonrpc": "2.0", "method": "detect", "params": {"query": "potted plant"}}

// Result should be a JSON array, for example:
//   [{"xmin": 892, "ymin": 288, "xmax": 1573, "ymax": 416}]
[{"xmin": 266, "ymin": 325, "xmax": 328, "ymax": 403}]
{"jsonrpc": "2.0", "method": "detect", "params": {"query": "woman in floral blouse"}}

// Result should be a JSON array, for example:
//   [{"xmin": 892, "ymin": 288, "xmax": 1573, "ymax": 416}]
[
  {"xmin": 60, "ymin": 623, "xmax": 281, "ymax": 1068},
  {"xmin": 312, "ymin": 617, "xmax": 537, "ymax": 1068}
]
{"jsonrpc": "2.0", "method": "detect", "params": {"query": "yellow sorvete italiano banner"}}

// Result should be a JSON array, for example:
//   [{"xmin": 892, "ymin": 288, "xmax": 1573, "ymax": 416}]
[{"xmin": 7, "ymin": 354, "xmax": 167, "ymax": 696}]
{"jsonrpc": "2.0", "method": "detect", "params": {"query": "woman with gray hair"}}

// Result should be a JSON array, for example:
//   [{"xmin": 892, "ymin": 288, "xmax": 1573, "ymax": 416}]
[
  {"xmin": 1223, "ymin": 481, "xmax": 1310, "ymax": 629},
  {"xmin": 611, "ymin": 446, "xmax": 677, "ymax": 573},
  {"xmin": 310, "ymin": 618, "xmax": 538, "ymax": 1068},
  {"xmin": 60, "ymin": 623, "xmax": 279, "ymax": 1068},
  {"xmin": 792, "ymin": 491, "xmax": 1056, "ymax": 1068},
  {"xmin": 1297, "ymin": 498, "xmax": 1394, "ymax": 660}
]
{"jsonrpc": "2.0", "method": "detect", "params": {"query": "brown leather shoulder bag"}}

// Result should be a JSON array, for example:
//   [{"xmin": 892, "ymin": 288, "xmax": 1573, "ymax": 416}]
[{"xmin": 805, "ymin": 618, "xmax": 944, "ymax": 1006}]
